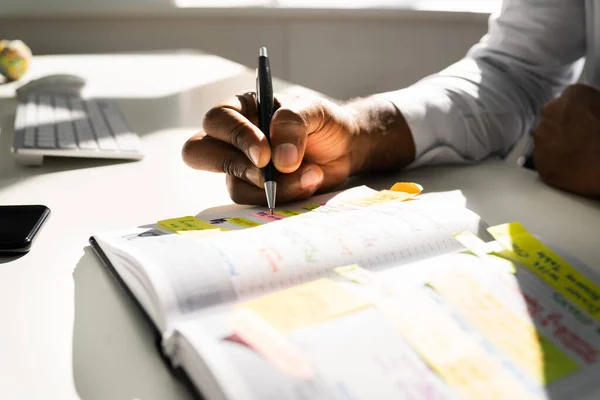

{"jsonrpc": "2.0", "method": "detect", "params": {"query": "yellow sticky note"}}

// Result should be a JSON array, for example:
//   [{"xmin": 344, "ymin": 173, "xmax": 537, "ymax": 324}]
[
  {"xmin": 380, "ymin": 294, "xmax": 537, "ymax": 400},
  {"xmin": 225, "ymin": 217, "xmax": 261, "ymax": 228},
  {"xmin": 157, "ymin": 216, "xmax": 225, "ymax": 232},
  {"xmin": 230, "ymin": 308, "xmax": 313, "ymax": 380},
  {"xmin": 345, "ymin": 190, "xmax": 412, "ymax": 207},
  {"xmin": 390, "ymin": 182, "xmax": 423, "ymax": 195},
  {"xmin": 428, "ymin": 267, "xmax": 579, "ymax": 384},
  {"xmin": 302, "ymin": 204, "xmax": 321, "ymax": 211},
  {"xmin": 276, "ymin": 209, "xmax": 302, "ymax": 217},
  {"xmin": 237, "ymin": 278, "xmax": 371, "ymax": 333},
  {"xmin": 488, "ymin": 222, "xmax": 600, "ymax": 319}
]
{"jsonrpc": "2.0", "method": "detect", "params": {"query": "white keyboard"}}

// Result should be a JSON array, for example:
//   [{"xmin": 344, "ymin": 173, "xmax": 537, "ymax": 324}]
[{"xmin": 12, "ymin": 94, "xmax": 143, "ymax": 166}]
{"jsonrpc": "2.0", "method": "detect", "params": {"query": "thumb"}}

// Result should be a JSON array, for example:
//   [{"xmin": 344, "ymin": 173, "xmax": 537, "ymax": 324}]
[{"xmin": 269, "ymin": 96, "xmax": 331, "ymax": 174}]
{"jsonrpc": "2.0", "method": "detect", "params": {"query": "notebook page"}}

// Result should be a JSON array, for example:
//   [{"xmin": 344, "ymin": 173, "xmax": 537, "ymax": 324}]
[
  {"xmin": 95, "ymin": 195, "xmax": 482, "ymax": 320},
  {"xmin": 187, "ymin": 199, "xmax": 483, "ymax": 300}
]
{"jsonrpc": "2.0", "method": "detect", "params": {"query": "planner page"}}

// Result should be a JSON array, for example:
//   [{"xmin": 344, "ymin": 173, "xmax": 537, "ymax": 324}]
[
  {"xmin": 173, "ymin": 248, "xmax": 600, "ymax": 400},
  {"xmin": 94, "ymin": 188, "xmax": 483, "ymax": 331}
]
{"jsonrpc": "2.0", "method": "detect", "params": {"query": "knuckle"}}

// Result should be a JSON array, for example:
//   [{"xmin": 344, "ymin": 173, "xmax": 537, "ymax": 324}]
[
  {"xmin": 273, "ymin": 107, "xmax": 306, "ymax": 128},
  {"xmin": 218, "ymin": 153, "xmax": 245, "ymax": 179},
  {"xmin": 202, "ymin": 106, "xmax": 225, "ymax": 131}
]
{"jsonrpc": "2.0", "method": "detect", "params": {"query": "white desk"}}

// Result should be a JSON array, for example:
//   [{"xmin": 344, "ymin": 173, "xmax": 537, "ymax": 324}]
[{"xmin": 0, "ymin": 52, "xmax": 599, "ymax": 400}]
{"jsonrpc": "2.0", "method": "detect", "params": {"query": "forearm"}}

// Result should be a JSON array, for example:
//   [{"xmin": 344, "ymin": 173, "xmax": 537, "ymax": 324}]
[{"xmin": 344, "ymin": 96, "xmax": 416, "ymax": 175}]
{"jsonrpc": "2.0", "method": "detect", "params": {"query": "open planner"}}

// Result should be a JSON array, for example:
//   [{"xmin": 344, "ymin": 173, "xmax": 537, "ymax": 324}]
[{"xmin": 89, "ymin": 183, "xmax": 600, "ymax": 400}]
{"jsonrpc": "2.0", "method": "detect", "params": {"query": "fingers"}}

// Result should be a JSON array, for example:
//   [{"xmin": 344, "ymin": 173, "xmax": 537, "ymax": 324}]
[
  {"xmin": 182, "ymin": 136, "xmax": 263, "ymax": 187},
  {"xmin": 226, "ymin": 157, "xmax": 350, "ymax": 205},
  {"xmin": 227, "ymin": 163, "xmax": 326, "ymax": 205},
  {"xmin": 202, "ymin": 93, "xmax": 271, "ymax": 168},
  {"xmin": 269, "ymin": 96, "xmax": 332, "ymax": 174}
]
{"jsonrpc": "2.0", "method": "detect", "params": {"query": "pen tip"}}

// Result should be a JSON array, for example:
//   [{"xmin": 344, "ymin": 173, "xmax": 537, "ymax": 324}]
[
  {"xmin": 270, "ymin": 208, "xmax": 274, "ymax": 215},
  {"xmin": 259, "ymin": 47, "xmax": 268, "ymax": 57}
]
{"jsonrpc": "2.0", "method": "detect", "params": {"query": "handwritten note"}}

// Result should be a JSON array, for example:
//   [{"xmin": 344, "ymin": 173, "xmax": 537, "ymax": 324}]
[
  {"xmin": 389, "ymin": 182, "xmax": 423, "ymax": 195},
  {"xmin": 237, "ymin": 278, "xmax": 372, "ymax": 333},
  {"xmin": 230, "ymin": 308, "xmax": 314, "ymax": 380},
  {"xmin": 157, "ymin": 216, "xmax": 227, "ymax": 232},
  {"xmin": 428, "ymin": 266, "xmax": 579, "ymax": 384},
  {"xmin": 254, "ymin": 211, "xmax": 285, "ymax": 222},
  {"xmin": 226, "ymin": 217, "xmax": 261, "ymax": 228},
  {"xmin": 489, "ymin": 222, "xmax": 600, "ymax": 319}
]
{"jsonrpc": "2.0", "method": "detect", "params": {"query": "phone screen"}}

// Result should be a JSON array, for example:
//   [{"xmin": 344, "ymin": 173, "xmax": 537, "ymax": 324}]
[{"xmin": 0, "ymin": 205, "xmax": 50, "ymax": 252}]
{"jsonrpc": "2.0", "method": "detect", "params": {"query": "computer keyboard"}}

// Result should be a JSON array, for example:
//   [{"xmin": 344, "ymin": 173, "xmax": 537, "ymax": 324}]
[{"xmin": 12, "ymin": 94, "xmax": 143, "ymax": 166}]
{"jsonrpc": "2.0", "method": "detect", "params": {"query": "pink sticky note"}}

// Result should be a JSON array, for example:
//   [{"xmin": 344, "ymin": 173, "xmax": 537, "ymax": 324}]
[
  {"xmin": 254, "ymin": 211, "xmax": 285, "ymax": 222},
  {"xmin": 231, "ymin": 309, "xmax": 314, "ymax": 380}
]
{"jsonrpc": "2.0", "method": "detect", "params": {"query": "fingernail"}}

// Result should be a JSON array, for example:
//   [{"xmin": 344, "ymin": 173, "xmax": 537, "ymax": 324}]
[
  {"xmin": 273, "ymin": 143, "xmax": 298, "ymax": 167},
  {"xmin": 300, "ymin": 168, "xmax": 322, "ymax": 189},
  {"xmin": 248, "ymin": 145, "xmax": 261, "ymax": 167},
  {"xmin": 246, "ymin": 168, "xmax": 262, "ymax": 187}
]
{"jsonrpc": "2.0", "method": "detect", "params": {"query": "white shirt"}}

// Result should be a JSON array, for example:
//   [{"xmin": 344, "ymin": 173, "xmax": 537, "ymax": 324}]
[{"xmin": 381, "ymin": 0, "xmax": 592, "ymax": 167}]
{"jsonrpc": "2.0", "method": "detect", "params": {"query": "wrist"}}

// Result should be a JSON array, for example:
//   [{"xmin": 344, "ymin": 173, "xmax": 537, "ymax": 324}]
[{"xmin": 343, "ymin": 96, "xmax": 416, "ymax": 175}]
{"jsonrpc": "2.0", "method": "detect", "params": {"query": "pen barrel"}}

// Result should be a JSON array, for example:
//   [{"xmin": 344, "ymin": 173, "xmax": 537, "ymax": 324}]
[
  {"xmin": 257, "ymin": 55, "xmax": 274, "ymax": 142},
  {"xmin": 257, "ymin": 53, "xmax": 276, "ymax": 184}
]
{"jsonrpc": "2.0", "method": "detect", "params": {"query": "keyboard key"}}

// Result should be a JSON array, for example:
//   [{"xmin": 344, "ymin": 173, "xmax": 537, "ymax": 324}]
[
  {"xmin": 87, "ymin": 100, "xmax": 118, "ymax": 151},
  {"xmin": 53, "ymin": 96, "xmax": 78, "ymax": 149},
  {"xmin": 100, "ymin": 100, "xmax": 140, "ymax": 151},
  {"xmin": 36, "ymin": 94, "xmax": 56, "ymax": 148},
  {"xmin": 69, "ymin": 98, "xmax": 98, "ymax": 150},
  {"xmin": 20, "ymin": 95, "xmax": 37, "ymax": 148}
]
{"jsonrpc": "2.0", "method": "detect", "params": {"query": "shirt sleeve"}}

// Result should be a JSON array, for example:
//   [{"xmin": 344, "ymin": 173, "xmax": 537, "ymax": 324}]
[{"xmin": 378, "ymin": 0, "xmax": 587, "ymax": 167}]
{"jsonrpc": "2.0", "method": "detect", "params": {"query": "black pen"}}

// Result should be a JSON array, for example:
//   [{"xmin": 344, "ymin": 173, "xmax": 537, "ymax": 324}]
[{"xmin": 257, "ymin": 47, "xmax": 277, "ymax": 214}]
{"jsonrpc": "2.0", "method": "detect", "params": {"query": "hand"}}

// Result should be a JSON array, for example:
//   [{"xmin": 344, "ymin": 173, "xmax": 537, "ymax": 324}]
[
  {"xmin": 533, "ymin": 84, "xmax": 600, "ymax": 199},
  {"xmin": 182, "ymin": 92, "xmax": 363, "ymax": 205}
]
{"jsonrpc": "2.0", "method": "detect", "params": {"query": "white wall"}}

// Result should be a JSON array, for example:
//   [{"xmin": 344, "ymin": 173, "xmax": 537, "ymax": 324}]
[{"xmin": 0, "ymin": 11, "xmax": 489, "ymax": 100}]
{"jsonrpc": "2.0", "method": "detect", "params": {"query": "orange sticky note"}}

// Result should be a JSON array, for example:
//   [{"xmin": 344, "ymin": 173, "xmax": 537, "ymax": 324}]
[{"xmin": 390, "ymin": 182, "xmax": 423, "ymax": 195}]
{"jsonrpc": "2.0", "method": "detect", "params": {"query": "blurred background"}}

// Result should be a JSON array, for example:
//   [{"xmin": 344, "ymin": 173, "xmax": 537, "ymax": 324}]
[{"xmin": 0, "ymin": 0, "xmax": 500, "ymax": 100}]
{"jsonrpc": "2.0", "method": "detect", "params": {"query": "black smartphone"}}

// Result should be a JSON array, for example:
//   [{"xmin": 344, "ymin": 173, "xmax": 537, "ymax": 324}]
[{"xmin": 0, "ymin": 205, "xmax": 51, "ymax": 253}]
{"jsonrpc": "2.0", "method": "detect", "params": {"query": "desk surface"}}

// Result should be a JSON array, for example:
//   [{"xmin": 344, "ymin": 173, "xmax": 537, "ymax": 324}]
[{"xmin": 1, "ymin": 52, "xmax": 599, "ymax": 400}]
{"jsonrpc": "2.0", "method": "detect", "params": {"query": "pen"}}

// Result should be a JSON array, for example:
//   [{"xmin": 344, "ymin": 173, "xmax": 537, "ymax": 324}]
[{"xmin": 257, "ymin": 47, "xmax": 277, "ymax": 214}]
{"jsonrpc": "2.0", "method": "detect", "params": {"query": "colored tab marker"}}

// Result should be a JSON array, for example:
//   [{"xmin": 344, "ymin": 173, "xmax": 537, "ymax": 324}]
[
  {"xmin": 225, "ymin": 217, "xmax": 261, "ymax": 228},
  {"xmin": 302, "ymin": 204, "xmax": 322, "ymax": 211},
  {"xmin": 158, "ymin": 216, "xmax": 227, "ymax": 232},
  {"xmin": 489, "ymin": 222, "xmax": 600, "ymax": 319},
  {"xmin": 230, "ymin": 308, "xmax": 314, "ymax": 380},
  {"xmin": 389, "ymin": 182, "xmax": 423, "ymax": 195},
  {"xmin": 237, "ymin": 278, "xmax": 371, "ymax": 333},
  {"xmin": 254, "ymin": 211, "xmax": 285, "ymax": 222},
  {"xmin": 276, "ymin": 209, "xmax": 302, "ymax": 217}
]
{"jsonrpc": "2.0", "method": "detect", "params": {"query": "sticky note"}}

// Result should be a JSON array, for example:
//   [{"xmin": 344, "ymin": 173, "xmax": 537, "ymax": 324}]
[
  {"xmin": 276, "ymin": 209, "xmax": 302, "ymax": 217},
  {"xmin": 344, "ymin": 190, "xmax": 412, "ymax": 207},
  {"xmin": 390, "ymin": 182, "xmax": 423, "ymax": 195},
  {"xmin": 302, "ymin": 204, "xmax": 321, "ymax": 211},
  {"xmin": 225, "ymin": 217, "xmax": 261, "ymax": 228},
  {"xmin": 230, "ymin": 308, "xmax": 314, "ymax": 380},
  {"xmin": 489, "ymin": 222, "xmax": 600, "ymax": 319},
  {"xmin": 254, "ymin": 211, "xmax": 285, "ymax": 222},
  {"xmin": 334, "ymin": 264, "xmax": 396, "ymax": 298},
  {"xmin": 379, "ymin": 293, "xmax": 537, "ymax": 400},
  {"xmin": 237, "ymin": 278, "xmax": 371, "ymax": 333},
  {"xmin": 428, "ymin": 267, "xmax": 579, "ymax": 384},
  {"xmin": 157, "ymin": 216, "xmax": 226, "ymax": 232}
]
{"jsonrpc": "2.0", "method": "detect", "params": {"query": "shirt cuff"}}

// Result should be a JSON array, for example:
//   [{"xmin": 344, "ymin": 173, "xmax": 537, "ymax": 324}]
[{"xmin": 376, "ymin": 86, "xmax": 440, "ymax": 161}]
